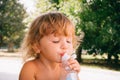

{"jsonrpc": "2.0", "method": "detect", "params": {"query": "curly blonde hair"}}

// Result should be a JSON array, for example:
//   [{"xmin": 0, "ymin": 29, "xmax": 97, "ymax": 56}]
[{"xmin": 21, "ymin": 12, "xmax": 77, "ymax": 61}]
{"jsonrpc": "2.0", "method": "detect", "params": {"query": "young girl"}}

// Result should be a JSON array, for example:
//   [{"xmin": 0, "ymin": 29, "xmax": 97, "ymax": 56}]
[{"xmin": 19, "ymin": 12, "xmax": 80, "ymax": 80}]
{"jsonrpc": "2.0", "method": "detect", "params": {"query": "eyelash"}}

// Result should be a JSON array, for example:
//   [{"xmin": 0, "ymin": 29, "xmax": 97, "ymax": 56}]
[
  {"xmin": 52, "ymin": 41, "xmax": 59, "ymax": 43},
  {"xmin": 67, "ymin": 40, "xmax": 71, "ymax": 43},
  {"xmin": 52, "ymin": 40, "xmax": 71, "ymax": 43}
]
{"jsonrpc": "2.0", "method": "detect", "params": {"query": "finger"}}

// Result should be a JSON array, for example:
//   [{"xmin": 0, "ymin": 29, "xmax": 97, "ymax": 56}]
[
  {"xmin": 68, "ymin": 59, "xmax": 78, "ymax": 65},
  {"xmin": 68, "ymin": 60, "xmax": 80, "ymax": 72},
  {"xmin": 73, "ymin": 67, "xmax": 80, "ymax": 73}
]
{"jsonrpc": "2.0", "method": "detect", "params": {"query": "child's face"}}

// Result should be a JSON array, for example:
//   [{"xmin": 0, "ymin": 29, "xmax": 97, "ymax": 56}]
[{"xmin": 38, "ymin": 34, "xmax": 73, "ymax": 63}]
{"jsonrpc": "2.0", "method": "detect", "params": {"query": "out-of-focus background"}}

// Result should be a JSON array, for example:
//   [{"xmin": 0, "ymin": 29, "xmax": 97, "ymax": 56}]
[{"xmin": 0, "ymin": 0, "xmax": 120, "ymax": 80}]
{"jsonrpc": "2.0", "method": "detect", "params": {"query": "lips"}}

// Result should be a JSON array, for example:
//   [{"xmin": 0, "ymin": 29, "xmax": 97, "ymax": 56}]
[{"xmin": 60, "ymin": 53, "xmax": 65, "ymax": 57}]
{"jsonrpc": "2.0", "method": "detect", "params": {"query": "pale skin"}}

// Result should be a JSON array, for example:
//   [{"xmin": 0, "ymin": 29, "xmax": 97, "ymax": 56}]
[{"xmin": 19, "ymin": 34, "xmax": 80, "ymax": 80}]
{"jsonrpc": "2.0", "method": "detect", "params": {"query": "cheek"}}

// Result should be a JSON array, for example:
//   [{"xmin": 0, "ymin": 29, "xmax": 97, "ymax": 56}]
[
  {"xmin": 68, "ymin": 44, "xmax": 73, "ymax": 49},
  {"xmin": 40, "ymin": 44, "xmax": 59, "ymax": 59},
  {"xmin": 69, "ymin": 45, "xmax": 74, "ymax": 54},
  {"xmin": 40, "ymin": 43, "xmax": 58, "ymax": 53}
]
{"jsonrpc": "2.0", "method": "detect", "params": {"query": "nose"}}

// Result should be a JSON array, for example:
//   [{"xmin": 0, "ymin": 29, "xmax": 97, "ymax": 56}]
[{"xmin": 60, "ymin": 41, "xmax": 68, "ymax": 50}]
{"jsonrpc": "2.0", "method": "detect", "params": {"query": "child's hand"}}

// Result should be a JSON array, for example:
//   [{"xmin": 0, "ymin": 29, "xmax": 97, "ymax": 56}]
[{"xmin": 68, "ymin": 58, "xmax": 80, "ymax": 73}]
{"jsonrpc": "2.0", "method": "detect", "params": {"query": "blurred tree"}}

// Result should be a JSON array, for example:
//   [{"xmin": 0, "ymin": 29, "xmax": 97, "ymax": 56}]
[
  {"xmin": 35, "ymin": 0, "xmax": 57, "ymax": 14},
  {"xmin": 78, "ymin": 0, "xmax": 120, "ymax": 63},
  {"xmin": 0, "ymin": 0, "xmax": 26, "ymax": 52}
]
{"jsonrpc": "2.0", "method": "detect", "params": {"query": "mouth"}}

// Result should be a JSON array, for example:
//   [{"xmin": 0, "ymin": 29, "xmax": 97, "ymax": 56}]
[
  {"xmin": 58, "ymin": 53, "xmax": 64, "ymax": 62},
  {"xmin": 60, "ymin": 53, "xmax": 64, "ymax": 57},
  {"xmin": 60, "ymin": 53, "xmax": 65, "ymax": 57}
]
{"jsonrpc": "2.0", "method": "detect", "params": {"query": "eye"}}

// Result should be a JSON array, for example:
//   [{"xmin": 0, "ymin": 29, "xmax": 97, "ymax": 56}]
[
  {"xmin": 52, "ymin": 41, "xmax": 60, "ymax": 43},
  {"xmin": 67, "ymin": 40, "xmax": 72, "ymax": 43},
  {"xmin": 51, "ymin": 36, "xmax": 60, "ymax": 43}
]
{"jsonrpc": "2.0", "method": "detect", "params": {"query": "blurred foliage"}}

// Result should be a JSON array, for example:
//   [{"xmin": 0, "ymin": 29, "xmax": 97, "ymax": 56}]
[
  {"xmin": 0, "ymin": 0, "xmax": 26, "ymax": 51},
  {"xmin": 78, "ymin": 0, "xmax": 120, "ymax": 63},
  {"xmin": 30, "ymin": 0, "xmax": 120, "ymax": 63}
]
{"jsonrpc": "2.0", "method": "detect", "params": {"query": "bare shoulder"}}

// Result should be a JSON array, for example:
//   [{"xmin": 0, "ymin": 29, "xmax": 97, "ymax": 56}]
[{"xmin": 19, "ymin": 60, "xmax": 37, "ymax": 80}]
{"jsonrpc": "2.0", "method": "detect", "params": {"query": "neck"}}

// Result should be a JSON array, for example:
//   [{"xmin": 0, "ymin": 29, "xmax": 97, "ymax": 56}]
[{"xmin": 36, "ymin": 57, "xmax": 60, "ymax": 70}]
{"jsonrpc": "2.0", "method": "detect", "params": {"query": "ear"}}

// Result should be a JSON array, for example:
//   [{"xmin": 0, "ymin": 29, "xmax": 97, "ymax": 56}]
[{"xmin": 32, "ymin": 43, "xmax": 40, "ymax": 53}]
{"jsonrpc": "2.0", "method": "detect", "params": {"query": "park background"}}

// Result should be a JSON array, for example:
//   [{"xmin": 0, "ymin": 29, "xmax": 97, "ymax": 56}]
[{"xmin": 0, "ymin": 0, "xmax": 120, "ymax": 80}]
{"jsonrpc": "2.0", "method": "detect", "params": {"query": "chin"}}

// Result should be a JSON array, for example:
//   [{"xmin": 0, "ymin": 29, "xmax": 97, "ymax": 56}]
[{"xmin": 56, "ymin": 60, "xmax": 62, "ymax": 63}]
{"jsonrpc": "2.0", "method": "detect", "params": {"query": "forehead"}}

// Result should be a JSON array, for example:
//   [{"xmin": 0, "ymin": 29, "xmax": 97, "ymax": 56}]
[
  {"xmin": 50, "ymin": 24, "xmax": 74, "ymax": 37},
  {"xmin": 53, "ymin": 32, "xmax": 72, "ymax": 37},
  {"xmin": 48, "ymin": 33, "xmax": 73, "ymax": 38},
  {"xmin": 40, "ymin": 33, "xmax": 72, "ymax": 43}
]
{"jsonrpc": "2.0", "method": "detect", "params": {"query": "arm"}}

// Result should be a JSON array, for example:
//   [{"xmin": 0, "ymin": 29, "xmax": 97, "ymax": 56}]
[{"xmin": 19, "ymin": 61, "xmax": 36, "ymax": 80}]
